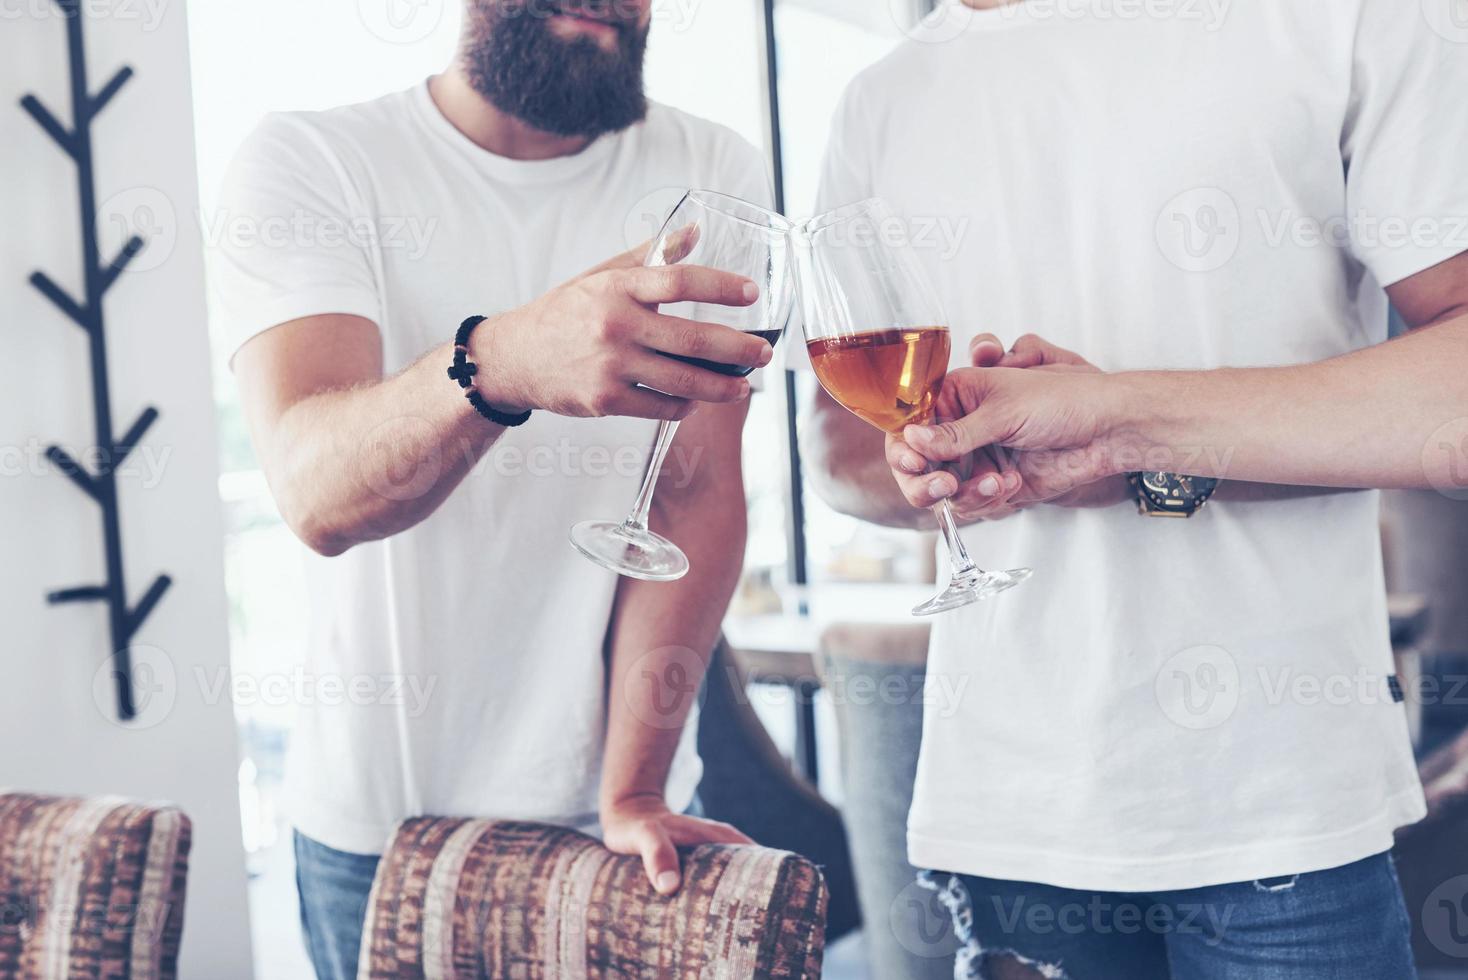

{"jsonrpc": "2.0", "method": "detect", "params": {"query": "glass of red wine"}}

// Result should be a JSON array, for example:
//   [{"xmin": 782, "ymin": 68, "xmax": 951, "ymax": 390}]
[{"xmin": 571, "ymin": 190, "xmax": 795, "ymax": 581}]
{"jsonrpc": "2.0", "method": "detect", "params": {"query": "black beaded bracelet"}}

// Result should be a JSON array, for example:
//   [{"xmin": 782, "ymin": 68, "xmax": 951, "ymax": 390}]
[{"xmin": 448, "ymin": 315, "xmax": 532, "ymax": 428}]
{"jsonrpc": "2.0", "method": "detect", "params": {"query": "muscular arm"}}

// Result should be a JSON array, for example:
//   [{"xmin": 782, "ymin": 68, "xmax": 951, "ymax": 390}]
[
  {"xmin": 234, "ymin": 315, "xmax": 497, "ymax": 556},
  {"xmin": 600, "ymin": 399, "xmax": 753, "ymax": 891},
  {"xmin": 903, "ymin": 253, "xmax": 1468, "ymax": 493},
  {"xmin": 232, "ymin": 253, "xmax": 772, "ymax": 556}
]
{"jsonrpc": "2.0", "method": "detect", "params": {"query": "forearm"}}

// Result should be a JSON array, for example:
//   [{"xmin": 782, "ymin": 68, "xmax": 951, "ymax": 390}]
[
  {"xmin": 1103, "ymin": 314, "xmax": 1468, "ymax": 490},
  {"xmin": 263, "ymin": 343, "xmax": 502, "ymax": 555},
  {"xmin": 600, "ymin": 427, "xmax": 747, "ymax": 806}
]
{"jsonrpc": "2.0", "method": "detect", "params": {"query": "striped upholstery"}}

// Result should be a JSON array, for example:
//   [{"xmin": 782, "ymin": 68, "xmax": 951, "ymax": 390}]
[
  {"xmin": 361, "ymin": 819, "xmax": 828, "ymax": 979},
  {"xmin": 0, "ymin": 793, "xmax": 190, "ymax": 980}
]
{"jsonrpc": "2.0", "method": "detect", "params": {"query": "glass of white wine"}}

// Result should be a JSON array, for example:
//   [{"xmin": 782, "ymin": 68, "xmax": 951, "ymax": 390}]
[{"xmin": 797, "ymin": 198, "xmax": 1032, "ymax": 615}]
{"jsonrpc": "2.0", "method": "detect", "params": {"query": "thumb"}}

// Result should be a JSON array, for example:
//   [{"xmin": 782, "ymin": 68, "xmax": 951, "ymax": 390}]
[
  {"xmin": 634, "ymin": 822, "xmax": 682, "ymax": 895},
  {"xmin": 969, "ymin": 333, "xmax": 1005, "ymax": 368},
  {"xmin": 905, "ymin": 412, "xmax": 1005, "ymax": 463}
]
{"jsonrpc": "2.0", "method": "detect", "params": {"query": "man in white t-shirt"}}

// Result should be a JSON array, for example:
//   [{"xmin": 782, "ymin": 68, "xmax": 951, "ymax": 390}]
[
  {"xmin": 214, "ymin": 2, "xmax": 775, "ymax": 976},
  {"xmin": 803, "ymin": 0, "xmax": 1468, "ymax": 975}
]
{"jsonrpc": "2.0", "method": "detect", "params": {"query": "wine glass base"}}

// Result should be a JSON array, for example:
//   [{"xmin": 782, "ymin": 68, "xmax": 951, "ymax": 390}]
[
  {"xmin": 569, "ymin": 520, "xmax": 690, "ymax": 582},
  {"xmin": 912, "ymin": 567, "xmax": 1033, "ymax": 617}
]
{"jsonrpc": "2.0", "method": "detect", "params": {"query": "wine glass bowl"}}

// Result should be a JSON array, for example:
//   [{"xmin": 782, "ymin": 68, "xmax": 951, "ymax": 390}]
[
  {"xmin": 796, "ymin": 198, "xmax": 1032, "ymax": 616},
  {"xmin": 570, "ymin": 190, "xmax": 796, "ymax": 581}
]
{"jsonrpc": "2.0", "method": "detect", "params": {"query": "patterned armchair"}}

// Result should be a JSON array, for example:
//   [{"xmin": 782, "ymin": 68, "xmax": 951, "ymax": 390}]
[
  {"xmin": 360, "ymin": 818, "xmax": 828, "ymax": 979},
  {"xmin": 0, "ymin": 793, "xmax": 191, "ymax": 979}
]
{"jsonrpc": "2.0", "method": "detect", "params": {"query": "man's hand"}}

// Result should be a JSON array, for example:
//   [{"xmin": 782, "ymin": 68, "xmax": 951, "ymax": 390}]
[
  {"xmin": 601, "ymin": 793, "xmax": 752, "ymax": 895},
  {"xmin": 885, "ymin": 334, "xmax": 1129, "ymax": 519},
  {"xmin": 474, "ymin": 246, "xmax": 774, "ymax": 421}
]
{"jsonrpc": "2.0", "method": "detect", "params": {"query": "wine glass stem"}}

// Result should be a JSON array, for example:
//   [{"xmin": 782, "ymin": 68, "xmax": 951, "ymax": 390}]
[
  {"xmin": 627, "ymin": 420, "xmax": 681, "ymax": 529},
  {"xmin": 932, "ymin": 498, "xmax": 981, "ymax": 577}
]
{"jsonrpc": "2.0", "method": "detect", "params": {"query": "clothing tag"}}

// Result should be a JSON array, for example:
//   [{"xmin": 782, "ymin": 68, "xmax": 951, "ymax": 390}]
[{"xmin": 1388, "ymin": 676, "xmax": 1404, "ymax": 704}]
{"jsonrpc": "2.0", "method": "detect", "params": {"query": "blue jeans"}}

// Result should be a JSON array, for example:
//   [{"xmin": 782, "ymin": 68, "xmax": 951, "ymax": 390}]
[
  {"xmin": 920, "ymin": 852, "xmax": 1415, "ymax": 979},
  {"xmin": 294, "ymin": 831, "xmax": 380, "ymax": 980}
]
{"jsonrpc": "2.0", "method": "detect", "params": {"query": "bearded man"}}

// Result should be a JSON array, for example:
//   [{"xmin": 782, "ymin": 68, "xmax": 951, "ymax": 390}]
[{"xmin": 215, "ymin": 3, "xmax": 772, "ymax": 975}]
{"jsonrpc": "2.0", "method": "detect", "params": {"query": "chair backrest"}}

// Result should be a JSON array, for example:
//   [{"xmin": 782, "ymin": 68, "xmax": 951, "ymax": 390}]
[
  {"xmin": 696, "ymin": 636, "xmax": 861, "ymax": 941},
  {"xmin": 0, "ymin": 793, "xmax": 191, "ymax": 980},
  {"xmin": 817, "ymin": 622, "xmax": 955, "ymax": 980},
  {"xmin": 360, "ymin": 818, "xmax": 828, "ymax": 980}
]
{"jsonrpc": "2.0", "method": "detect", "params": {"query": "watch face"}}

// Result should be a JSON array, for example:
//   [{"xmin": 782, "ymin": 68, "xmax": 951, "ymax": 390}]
[{"xmin": 1140, "ymin": 472, "xmax": 1175, "ymax": 497}]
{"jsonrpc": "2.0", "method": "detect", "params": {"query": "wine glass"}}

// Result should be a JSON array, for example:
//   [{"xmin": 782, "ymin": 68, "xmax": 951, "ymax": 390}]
[
  {"xmin": 796, "ymin": 198, "xmax": 1032, "ymax": 616},
  {"xmin": 571, "ymin": 190, "xmax": 796, "ymax": 581}
]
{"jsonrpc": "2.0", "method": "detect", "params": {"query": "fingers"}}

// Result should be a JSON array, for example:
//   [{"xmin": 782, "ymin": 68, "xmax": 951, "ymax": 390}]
[
  {"xmin": 603, "ymin": 386, "xmax": 698, "ymax": 422},
  {"xmin": 968, "ymin": 333, "xmax": 1006, "ymax": 367},
  {"xmin": 636, "ymin": 312, "xmax": 775, "ymax": 373},
  {"xmin": 630, "ymin": 821, "xmax": 683, "ymax": 895},
  {"xmin": 886, "ymin": 431, "xmax": 928, "ymax": 477},
  {"xmin": 905, "ymin": 412, "xmax": 1004, "ymax": 464},
  {"xmin": 998, "ymin": 333, "xmax": 1088, "ymax": 370},
  {"xmin": 663, "ymin": 815, "xmax": 752, "ymax": 847},
  {"xmin": 621, "ymin": 264, "xmax": 760, "ymax": 309},
  {"xmin": 948, "ymin": 448, "xmax": 1024, "ymax": 518},
  {"xmin": 625, "ymin": 351, "xmax": 752, "ymax": 404}
]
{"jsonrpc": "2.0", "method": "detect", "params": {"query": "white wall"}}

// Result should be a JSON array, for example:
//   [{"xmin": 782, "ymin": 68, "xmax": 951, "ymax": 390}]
[{"xmin": 0, "ymin": 2, "xmax": 253, "ymax": 975}]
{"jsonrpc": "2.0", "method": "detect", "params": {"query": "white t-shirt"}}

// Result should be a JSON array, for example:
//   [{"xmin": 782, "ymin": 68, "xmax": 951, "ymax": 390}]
[
  {"xmin": 212, "ymin": 82, "xmax": 769, "ymax": 855},
  {"xmin": 811, "ymin": 0, "xmax": 1468, "ymax": 891}
]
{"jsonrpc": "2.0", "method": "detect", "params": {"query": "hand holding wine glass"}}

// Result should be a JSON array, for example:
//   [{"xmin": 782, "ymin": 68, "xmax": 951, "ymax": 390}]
[
  {"xmin": 571, "ymin": 190, "xmax": 796, "ymax": 581},
  {"xmin": 472, "ymin": 244, "xmax": 774, "ymax": 422},
  {"xmin": 797, "ymin": 198, "xmax": 1032, "ymax": 616}
]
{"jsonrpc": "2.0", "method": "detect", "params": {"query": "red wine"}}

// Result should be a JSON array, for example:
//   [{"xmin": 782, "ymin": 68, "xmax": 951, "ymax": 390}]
[{"xmin": 663, "ymin": 328, "xmax": 783, "ymax": 378}]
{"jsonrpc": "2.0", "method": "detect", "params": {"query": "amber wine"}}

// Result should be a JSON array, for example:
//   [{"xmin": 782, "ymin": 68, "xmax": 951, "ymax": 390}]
[{"xmin": 806, "ymin": 327, "xmax": 951, "ymax": 433}]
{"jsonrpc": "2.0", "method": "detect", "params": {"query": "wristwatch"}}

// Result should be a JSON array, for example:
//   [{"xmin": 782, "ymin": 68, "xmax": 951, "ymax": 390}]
[{"xmin": 1129, "ymin": 472, "xmax": 1220, "ymax": 518}]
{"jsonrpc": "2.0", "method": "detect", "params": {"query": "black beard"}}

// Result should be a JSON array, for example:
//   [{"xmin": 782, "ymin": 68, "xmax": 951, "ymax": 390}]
[{"xmin": 461, "ymin": 1, "xmax": 649, "ymax": 140}]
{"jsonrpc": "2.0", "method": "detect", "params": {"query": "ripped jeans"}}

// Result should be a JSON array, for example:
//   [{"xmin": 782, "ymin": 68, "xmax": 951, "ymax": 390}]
[{"xmin": 919, "ymin": 852, "xmax": 1415, "ymax": 979}]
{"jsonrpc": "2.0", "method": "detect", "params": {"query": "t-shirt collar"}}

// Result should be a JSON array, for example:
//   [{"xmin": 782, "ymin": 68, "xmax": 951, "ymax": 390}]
[{"xmin": 409, "ymin": 79, "xmax": 622, "ymax": 185}]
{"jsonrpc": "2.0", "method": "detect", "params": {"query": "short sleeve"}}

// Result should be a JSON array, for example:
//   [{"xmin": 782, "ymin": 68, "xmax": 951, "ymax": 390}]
[
  {"xmin": 1342, "ymin": 0, "xmax": 1468, "ymax": 288},
  {"xmin": 209, "ymin": 113, "xmax": 382, "ymax": 364},
  {"xmin": 785, "ymin": 83, "xmax": 874, "ymax": 372}
]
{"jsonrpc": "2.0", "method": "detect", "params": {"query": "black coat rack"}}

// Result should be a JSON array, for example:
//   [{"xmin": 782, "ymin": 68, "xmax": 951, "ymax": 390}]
[{"xmin": 22, "ymin": 0, "xmax": 171, "ymax": 722}]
